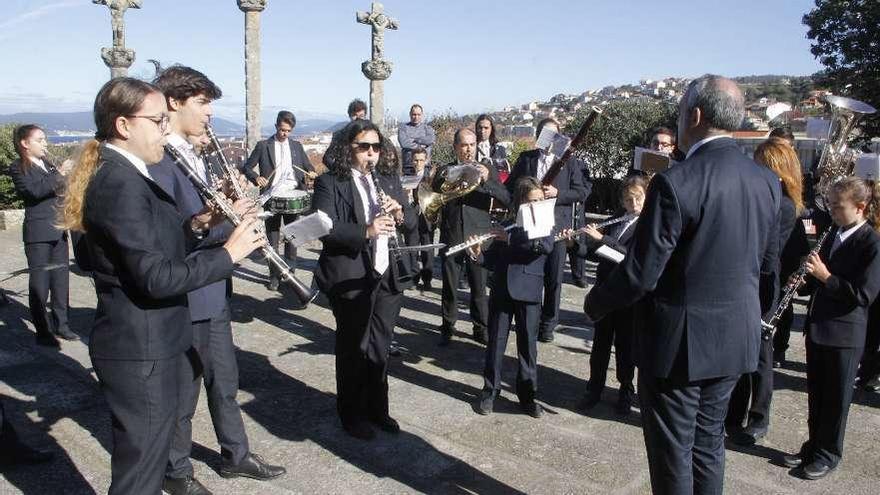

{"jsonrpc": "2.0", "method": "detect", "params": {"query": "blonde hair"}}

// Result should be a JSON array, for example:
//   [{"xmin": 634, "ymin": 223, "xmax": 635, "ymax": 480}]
[
  {"xmin": 57, "ymin": 140, "xmax": 101, "ymax": 232},
  {"xmin": 754, "ymin": 137, "xmax": 804, "ymax": 214}
]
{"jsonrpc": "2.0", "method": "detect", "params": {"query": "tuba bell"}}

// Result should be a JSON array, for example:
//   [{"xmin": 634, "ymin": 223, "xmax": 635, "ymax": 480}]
[
  {"xmin": 417, "ymin": 163, "xmax": 484, "ymax": 225},
  {"xmin": 814, "ymin": 95, "xmax": 877, "ymax": 209}
]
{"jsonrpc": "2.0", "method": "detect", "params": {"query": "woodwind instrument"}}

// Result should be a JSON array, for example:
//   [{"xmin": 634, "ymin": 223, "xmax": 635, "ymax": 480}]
[
  {"xmin": 760, "ymin": 228, "xmax": 831, "ymax": 339},
  {"xmin": 541, "ymin": 106, "xmax": 602, "ymax": 186},
  {"xmin": 444, "ymin": 224, "xmax": 517, "ymax": 256},
  {"xmin": 368, "ymin": 162, "xmax": 412, "ymax": 283},
  {"xmin": 164, "ymin": 144, "xmax": 318, "ymax": 307},
  {"xmin": 554, "ymin": 213, "xmax": 636, "ymax": 242}
]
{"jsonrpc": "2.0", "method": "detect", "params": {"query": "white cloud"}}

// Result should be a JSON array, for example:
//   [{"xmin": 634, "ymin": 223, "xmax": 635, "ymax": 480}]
[{"xmin": 0, "ymin": 0, "xmax": 86, "ymax": 33}]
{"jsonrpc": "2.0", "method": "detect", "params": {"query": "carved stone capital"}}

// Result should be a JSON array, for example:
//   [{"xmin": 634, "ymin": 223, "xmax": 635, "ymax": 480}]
[
  {"xmin": 101, "ymin": 46, "xmax": 135, "ymax": 69},
  {"xmin": 237, "ymin": 0, "xmax": 267, "ymax": 12},
  {"xmin": 361, "ymin": 59, "xmax": 393, "ymax": 81}
]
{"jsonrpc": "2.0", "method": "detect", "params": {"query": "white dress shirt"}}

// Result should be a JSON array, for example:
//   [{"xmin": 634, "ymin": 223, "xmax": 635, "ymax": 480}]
[
  {"xmin": 272, "ymin": 138, "xmax": 298, "ymax": 189},
  {"xmin": 537, "ymin": 150, "xmax": 555, "ymax": 182},
  {"xmin": 685, "ymin": 135, "xmax": 729, "ymax": 160},
  {"xmin": 830, "ymin": 220, "xmax": 867, "ymax": 257},
  {"xmin": 166, "ymin": 133, "xmax": 206, "ymax": 181},
  {"xmin": 105, "ymin": 142, "xmax": 153, "ymax": 181},
  {"xmin": 352, "ymin": 168, "xmax": 389, "ymax": 274}
]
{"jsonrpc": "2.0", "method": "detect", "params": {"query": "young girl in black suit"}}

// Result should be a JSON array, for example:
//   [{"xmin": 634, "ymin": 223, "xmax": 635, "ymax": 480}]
[
  {"xmin": 8, "ymin": 125, "xmax": 76, "ymax": 346},
  {"xmin": 469, "ymin": 177, "xmax": 554, "ymax": 417},
  {"xmin": 579, "ymin": 175, "xmax": 647, "ymax": 415},
  {"xmin": 783, "ymin": 176, "xmax": 880, "ymax": 479}
]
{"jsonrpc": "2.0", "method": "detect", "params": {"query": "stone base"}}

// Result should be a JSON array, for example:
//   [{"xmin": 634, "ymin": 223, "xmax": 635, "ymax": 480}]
[{"xmin": 0, "ymin": 209, "xmax": 24, "ymax": 230}]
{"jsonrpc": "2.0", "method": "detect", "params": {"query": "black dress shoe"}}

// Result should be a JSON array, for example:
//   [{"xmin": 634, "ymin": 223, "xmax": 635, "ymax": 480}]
[
  {"xmin": 219, "ymin": 453, "xmax": 286, "ymax": 480},
  {"xmin": 615, "ymin": 391, "xmax": 633, "ymax": 416},
  {"xmin": 53, "ymin": 325, "xmax": 79, "ymax": 341},
  {"xmin": 341, "ymin": 420, "xmax": 376, "ymax": 441},
  {"xmin": 35, "ymin": 333, "xmax": 60, "ymax": 348},
  {"xmin": 781, "ymin": 453, "xmax": 804, "ymax": 468},
  {"xmin": 162, "ymin": 476, "xmax": 213, "ymax": 495},
  {"xmin": 772, "ymin": 352, "xmax": 785, "ymax": 368},
  {"xmin": 0, "ymin": 443, "xmax": 54, "ymax": 465},
  {"xmin": 573, "ymin": 279, "xmax": 587, "ymax": 288},
  {"xmin": 537, "ymin": 331, "xmax": 554, "ymax": 343},
  {"xmin": 388, "ymin": 342, "xmax": 402, "ymax": 357},
  {"xmin": 472, "ymin": 328, "xmax": 488, "ymax": 345},
  {"xmin": 730, "ymin": 425, "xmax": 767, "ymax": 446},
  {"xmin": 521, "ymin": 401, "xmax": 543, "ymax": 418},
  {"xmin": 475, "ymin": 394, "xmax": 494, "ymax": 415},
  {"xmin": 802, "ymin": 460, "xmax": 834, "ymax": 480},
  {"xmin": 863, "ymin": 376, "xmax": 880, "ymax": 392},
  {"xmin": 578, "ymin": 390, "xmax": 601, "ymax": 411},
  {"xmin": 371, "ymin": 415, "xmax": 400, "ymax": 434},
  {"xmin": 438, "ymin": 330, "xmax": 452, "ymax": 347}
]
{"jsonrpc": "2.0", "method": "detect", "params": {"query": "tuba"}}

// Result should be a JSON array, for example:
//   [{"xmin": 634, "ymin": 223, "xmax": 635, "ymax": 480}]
[
  {"xmin": 417, "ymin": 163, "xmax": 484, "ymax": 224},
  {"xmin": 814, "ymin": 95, "xmax": 877, "ymax": 208}
]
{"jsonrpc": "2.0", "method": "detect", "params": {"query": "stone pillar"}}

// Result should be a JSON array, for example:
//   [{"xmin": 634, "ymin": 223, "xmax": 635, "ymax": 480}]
[
  {"xmin": 238, "ymin": 0, "xmax": 267, "ymax": 153},
  {"xmin": 357, "ymin": 2, "xmax": 398, "ymax": 131},
  {"xmin": 93, "ymin": 0, "xmax": 142, "ymax": 79}
]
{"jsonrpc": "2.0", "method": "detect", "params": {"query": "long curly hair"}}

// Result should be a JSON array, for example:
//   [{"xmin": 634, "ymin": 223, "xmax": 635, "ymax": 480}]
[
  {"xmin": 330, "ymin": 119, "xmax": 391, "ymax": 180},
  {"xmin": 754, "ymin": 137, "xmax": 804, "ymax": 214}
]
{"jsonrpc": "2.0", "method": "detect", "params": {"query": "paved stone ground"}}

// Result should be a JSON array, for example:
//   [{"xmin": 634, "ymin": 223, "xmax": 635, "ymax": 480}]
[{"xmin": 1, "ymin": 227, "xmax": 879, "ymax": 494}]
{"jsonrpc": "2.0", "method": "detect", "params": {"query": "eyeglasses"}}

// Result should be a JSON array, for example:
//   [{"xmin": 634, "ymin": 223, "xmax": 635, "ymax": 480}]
[
  {"xmin": 651, "ymin": 139, "xmax": 675, "ymax": 148},
  {"xmin": 353, "ymin": 142, "xmax": 382, "ymax": 152},
  {"xmin": 127, "ymin": 114, "xmax": 170, "ymax": 132}
]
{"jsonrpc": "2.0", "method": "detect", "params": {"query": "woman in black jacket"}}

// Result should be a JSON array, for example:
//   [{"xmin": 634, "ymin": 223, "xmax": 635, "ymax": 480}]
[{"xmin": 9, "ymin": 124, "xmax": 75, "ymax": 346}]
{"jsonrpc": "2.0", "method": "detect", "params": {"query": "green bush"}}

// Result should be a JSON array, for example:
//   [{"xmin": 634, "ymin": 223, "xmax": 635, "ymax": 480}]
[{"xmin": 0, "ymin": 123, "xmax": 23, "ymax": 209}]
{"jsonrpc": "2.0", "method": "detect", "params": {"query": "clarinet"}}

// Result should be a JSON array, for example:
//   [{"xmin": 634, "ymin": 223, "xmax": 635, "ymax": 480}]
[
  {"xmin": 165, "ymin": 145, "xmax": 318, "ymax": 306},
  {"xmin": 554, "ymin": 213, "xmax": 636, "ymax": 242},
  {"xmin": 368, "ymin": 163, "xmax": 411, "ymax": 281},
  {"xmin": 760, "ymin": 227, "xmax": 832, "ymax": 339}
]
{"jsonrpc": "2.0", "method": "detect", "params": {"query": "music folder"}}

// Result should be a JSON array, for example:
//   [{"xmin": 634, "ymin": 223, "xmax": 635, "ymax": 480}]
[{"xmin": 633, "ymin": 147, "xmax": 671, "ymax": 174}]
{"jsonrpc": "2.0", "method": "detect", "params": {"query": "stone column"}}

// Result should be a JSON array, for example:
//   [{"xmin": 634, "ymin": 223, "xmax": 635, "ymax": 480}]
[
  {"xmin": 238, "ymin": 0, "xmax": 267, "ymax": 153},
  {"xmin": 357, "ymin": 2, "xmax": 398, "ymax": 131},
  {"xmin": 93, "ymin": 0, "xmax": 142, "ymax": 79}
]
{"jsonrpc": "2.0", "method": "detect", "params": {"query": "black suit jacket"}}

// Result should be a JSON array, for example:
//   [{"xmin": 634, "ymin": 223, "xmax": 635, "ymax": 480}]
[
  {"xmin": 150, "ymin": 151, "xmax": 233, "ymax": 322},
  {"xmin": 83, "ymin": 146, "xmax": 234, "ymax": 360},
  {"xmin": 432, "ymin": 161, "xmax": 510, "ymax": 245},
  {"xmin": 8, "ymin": 158, "xmax": 66, "ymax": 243},
  {"xmin": 507, "ymin": 150, "xmax": 590, "ymax": 229},
  {"xmin": 585, "ymin": 137, "xmax": 781, "ymax": 381},
  {"xmin": 480, "ymin": 227, "xmax": 554, "ymax": 303},
  {"xmin": 588, "ymin": 218, "xmax": 638, "ymax": 283},
  {"xmin": 240, "ymin": 137, "xmax": 313, "ymax": 193},
  {"xmin": 313, "ymin": 170, "xmax": 417, "ymax": 299},
  {"xmin": 806, "ymin": 223, "xmax": 880, "ymax": 348}
]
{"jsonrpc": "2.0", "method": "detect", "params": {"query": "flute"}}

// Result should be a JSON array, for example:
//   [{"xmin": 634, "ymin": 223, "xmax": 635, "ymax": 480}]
[
  {"xmin": 444, "ymin": 224, "xmax": 517, "ymax": 256},
  {"xmin": 554, "ymin": 213, "xmax": 636, "ymax": 242}
]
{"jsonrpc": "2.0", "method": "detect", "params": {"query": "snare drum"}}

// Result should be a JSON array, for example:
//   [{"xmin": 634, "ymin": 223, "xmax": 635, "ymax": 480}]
[{"xmin": 268, "ymin": 190, "xmax": 312, "ymax": 215}]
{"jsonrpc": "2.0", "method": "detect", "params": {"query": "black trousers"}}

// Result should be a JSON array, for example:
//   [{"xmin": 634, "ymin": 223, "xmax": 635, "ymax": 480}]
[
  {"xmin": 801, "ymin": 339, "xmax": 861, "ymax": 468},
  {"xmin": 727, "ymin": 338, "xmax": 774, "ymax": 429},
  {"xmin": 568, "ymin": 244, "xmax": 585, "ymax": 283},
  {"xmin": 93, "ymin": 354, "xmax": 183, "ymax": 495},
  {"xmin": 772, "ymin": 302, "xmax": 796, "ymax": 357},
  {"xmin": 587, "ymin": 310, "xmax": 635, "ymax": 396},
  {"xmin": 331, "ymin": 273, "xmax": 402, "ymax": 425},
  {"xmin": 440, "ymin": 251, "xmax": 488, "ymax": 334},
  {"xmin": 483, "ymin": 289, "xmax": 541, "ymax": 404},
  {"xmin": 857, "ymin": 317, "xmax": 880, "ymax": 381},
  {"xmin": 540, "ymin": 241, "xmax": 567, "ymax": 334},
  {"xmin": 265, "ymin": 213, "xmax": 298, "ymax": 281},
  {"xmin": 403, "ymin": 215, "xmax": 434, "ymax": 286},
  {"xmin": 23, "ymin": 236, "xmax": 69, "ymax": 337},
  {"xmin": 167, "ymin": 304, "xmax": 249, "ymax": 479},
  {"xmin": 0, "ymin": 400, "xmax": 21, "ymax": 449},
  {"xmin": 638, "ymin": 372, "xmax": 738, "ymax": 495}
]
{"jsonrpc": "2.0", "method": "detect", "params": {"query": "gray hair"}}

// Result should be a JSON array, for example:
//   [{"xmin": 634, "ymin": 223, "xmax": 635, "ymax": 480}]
[{"xmin": 684, "ymin": 74, "xmax": 745, "ymax": 132}]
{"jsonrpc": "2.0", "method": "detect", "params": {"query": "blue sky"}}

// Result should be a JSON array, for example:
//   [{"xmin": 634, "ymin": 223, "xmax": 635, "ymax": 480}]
[{"xmin": 3, "ymin": 0, "xmax": 824, "ymax": 122}]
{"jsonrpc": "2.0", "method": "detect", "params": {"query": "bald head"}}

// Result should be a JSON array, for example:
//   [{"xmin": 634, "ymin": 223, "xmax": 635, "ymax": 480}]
[
  {"xmin": 453, "ymin": 128, "xmax": 476, "ymax": 162},
  {"xmin": 677, "ymin": 74, "xmax": 745, "ymax": 152}
]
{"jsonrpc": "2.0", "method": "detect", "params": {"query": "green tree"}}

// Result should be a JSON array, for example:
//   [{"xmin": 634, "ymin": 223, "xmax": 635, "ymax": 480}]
[
  {"xmin": 426, "ymin": 110, "xmax": 471, "ymax": 166},
  {"xmin": 803, "ymin": 0, "xmax": 880, "ymax": 138},
  {"xmin": 0, "ymin": 123, "xmax": 23, "ymax": 209},
  {"xmin": 566, "ymin": 98, "xmax": 676, "ymax": 179}
]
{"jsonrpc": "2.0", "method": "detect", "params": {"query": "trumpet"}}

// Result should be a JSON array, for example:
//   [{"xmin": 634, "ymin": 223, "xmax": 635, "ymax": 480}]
[
  {"xmin": 760, "ymin": 227, "xmax": 831, "ymax": 339},
  {"xmin": 444, "ymin": 224, "xmax": 517, "ymax": 256},
  {"xmin": 554, "ymin": 213, "xmax": 636, "ymax": 242},
  {"xmin": 165, "ymin": 144, "xmax": 318, "ymax": 307}
]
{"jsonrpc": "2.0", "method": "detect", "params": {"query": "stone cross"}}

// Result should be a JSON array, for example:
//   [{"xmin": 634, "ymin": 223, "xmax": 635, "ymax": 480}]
[
  {"xmin": 238, "ymin": 0, "xmax": 268, "ymax": 153},
  {"xmin": 357, "ymin": 2, "xmax": 398, "ymax": 130},
  {"xmin": 93, "ymin": 0, "xmax": 142, "ymax": 79}
]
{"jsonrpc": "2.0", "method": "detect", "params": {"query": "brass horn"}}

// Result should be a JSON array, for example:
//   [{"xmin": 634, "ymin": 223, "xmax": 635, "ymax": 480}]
[
  {"xmin": 815, "ymin": 95, "xmax": 877, "ymax": 209},
  {"xmin": 417, "ymin": 163, "xmax": 484, "ymax": 224}
]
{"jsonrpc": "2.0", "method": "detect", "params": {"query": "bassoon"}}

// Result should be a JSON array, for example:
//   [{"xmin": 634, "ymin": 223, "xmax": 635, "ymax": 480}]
[{"xmin": 541, "ymin": 106, "xmax": 603, "ymax": 186}]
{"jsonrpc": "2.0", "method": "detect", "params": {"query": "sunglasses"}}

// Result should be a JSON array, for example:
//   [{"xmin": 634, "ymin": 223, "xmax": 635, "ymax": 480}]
[{"xmin": 353, "ymin": 142, "xmax": 382, "ymax": 152}]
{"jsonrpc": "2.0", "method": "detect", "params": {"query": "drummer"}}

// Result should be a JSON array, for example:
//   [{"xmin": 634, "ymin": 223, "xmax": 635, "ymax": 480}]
[{"xmin": 241, "ymin": 110, "xmax": 317, "ymax": 291}]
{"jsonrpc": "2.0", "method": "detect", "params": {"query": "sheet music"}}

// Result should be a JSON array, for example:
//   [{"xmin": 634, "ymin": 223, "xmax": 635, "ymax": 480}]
[
  {"xmin": 595, "ymin": 244, "xmax": 625, "ymax": 264},
  {"xmin": 516, "ymin": 198, "xmax": 556, "ymax": 239},
  {"xmin": 279, "ymin": 210, "xmax": 334, "ymax": 247},
  {"xmin": 535, "ymin": 127, "xmax": 572, "ymax": 158}
]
